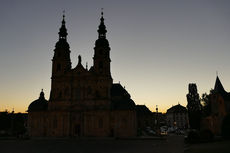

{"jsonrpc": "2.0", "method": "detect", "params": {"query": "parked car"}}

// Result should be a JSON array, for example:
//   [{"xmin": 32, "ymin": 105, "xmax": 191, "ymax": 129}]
[
  {"xmin": 161, "ymin": 131, "xmax": 168, "ymax": 136},
  {"xmin": 145, "ymin": 127, "xmax": 157, "ymax": 136}
]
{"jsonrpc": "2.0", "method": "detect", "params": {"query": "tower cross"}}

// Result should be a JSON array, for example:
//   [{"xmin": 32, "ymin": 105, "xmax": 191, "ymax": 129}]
[{"xmin": 101, "ymin": 8, "xmax": 104, "ymax": 16}]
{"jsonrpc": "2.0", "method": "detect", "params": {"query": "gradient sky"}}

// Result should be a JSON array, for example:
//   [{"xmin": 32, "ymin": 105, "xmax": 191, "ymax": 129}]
[{"xmin": 1, "ymin": 0, "xmax": 230, "ymax": 113}]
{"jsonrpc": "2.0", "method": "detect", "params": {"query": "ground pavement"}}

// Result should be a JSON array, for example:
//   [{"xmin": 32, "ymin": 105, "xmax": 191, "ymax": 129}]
[{"xmin": 0, "ymin": 135, "xmax": 184, "ymax": 153}]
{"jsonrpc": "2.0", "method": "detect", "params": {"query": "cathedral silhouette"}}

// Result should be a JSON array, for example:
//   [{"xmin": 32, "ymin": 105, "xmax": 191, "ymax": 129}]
[{"xmin": 28, "ymin": 12, "xmax": 137, "ymax": 137}]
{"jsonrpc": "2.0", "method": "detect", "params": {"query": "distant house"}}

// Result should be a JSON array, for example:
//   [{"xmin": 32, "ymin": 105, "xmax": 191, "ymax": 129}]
[
  {"xmin": 0, "ymin": 111, "xmax": 27, "ymax": 136},
  {"xmin": 166, "ymin": 104, "xmax": 189, "ymax": 129}
]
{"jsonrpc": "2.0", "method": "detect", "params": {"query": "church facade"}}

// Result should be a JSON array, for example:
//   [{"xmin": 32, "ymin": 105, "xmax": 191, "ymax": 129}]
[{"xmin": 28, "ymin": 12, "xmax": 137, "ymax": 137}]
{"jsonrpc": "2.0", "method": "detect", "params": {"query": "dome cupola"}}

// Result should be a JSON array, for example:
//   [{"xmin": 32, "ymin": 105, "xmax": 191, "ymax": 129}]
[{"xmin": 28, "ymin": 89, "xmax": 48, "ymax": 112}]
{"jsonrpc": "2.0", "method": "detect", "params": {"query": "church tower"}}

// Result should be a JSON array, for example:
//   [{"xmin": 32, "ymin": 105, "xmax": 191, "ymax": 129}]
[
  {"xmin": 93, "ymin": 11, "xmax": 111, "ymax": 77},
  {"xmin": 50, "ymin": 13, "xmax": 71, "ymax": 101},
  {"xmin": 52, "ymin": 14, "xmax": 71, "ymax": 76}
]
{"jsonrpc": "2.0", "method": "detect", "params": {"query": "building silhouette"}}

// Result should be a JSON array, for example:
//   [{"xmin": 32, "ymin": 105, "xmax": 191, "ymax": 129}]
[
  {"xmin": 0, "ymin": 111, "xmax": 27, "ymax": 136},
  {"xmin": 166, "ymin": 104, "xmax": 189, "ymax": 129},
  {"xmin": 135, "ymin": 105, "xmax": 155, "ymax": 132},
  {"xmin": 201, "ymin": 76, "xmax": 230, "ymax": 138},
  {"xmin": 28, "ymin": 12, "xmax": 137, "ymax": 137}
]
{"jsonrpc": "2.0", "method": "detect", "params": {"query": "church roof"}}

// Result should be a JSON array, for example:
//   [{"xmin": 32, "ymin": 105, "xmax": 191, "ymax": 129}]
[
  {"xmin": 111, "ymin": 98, "xmax": 136, "ymax": 110},
  {"xmin": 136, "ymin": 105, "xmax": 152, "ymax": 115},
  {"xmin": 213, "ymin": 76, "xmax": 230, "ymax": 101},
  {"xmin": 28, "ymin": 90, "xmax": 48, "ymax": 112},
  {"xmin": 214, "ymin": 76, "xmax": 225, "ymax": 93},
  {"xmin": 111, "ymin": 83, "xmax": 135, "ymax": 110},
  {"xmin": 111, "ymin": 83, "xmax": 130, "ymax": 98}
]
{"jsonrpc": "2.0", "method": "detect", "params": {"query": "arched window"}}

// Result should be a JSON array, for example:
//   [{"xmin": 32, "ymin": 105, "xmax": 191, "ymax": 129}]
[
  {"xmin": 59, "ymin": 91, "xmax": 62, "ymax": 98},
  {"xmin": 76, "ymin": 88, "xmax": 81, "ymax": 99},
  {"xmin": 99, "ymin": 61, "xmax": 103, "ymax": 69},
  {"xmin": 99, "ymin": 49, "xmax": 103, "ymax": 55},
  {"xmin": 53, "ymin": 117, "xmax": 57, "ymax": 129},
  {"xmin": 57, "ymin": 63, "xmax": 61, "ymax": 71},
  {"xmin": 64, "ymin": 87, "xmax": 69, "ymax": 97},
  {"xmin": 87, "ymin": 86, "xmax": 92, "ymax": 95},
  {"xmin": 122, "ymin": 118, "xmax": 127, "ymax": 128},
  {"xmin": 98, "ymin": 118, "xmax": 103, "ymax": 128},
  {"xmin": 95, "ymin": 90, "xmax": 100, "ymax": 98}
]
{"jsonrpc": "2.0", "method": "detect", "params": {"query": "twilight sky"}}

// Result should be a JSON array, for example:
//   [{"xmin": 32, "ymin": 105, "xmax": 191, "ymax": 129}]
[{"xmin": 1, "ymin": 0, "xmax": 230, "ymax": 113}]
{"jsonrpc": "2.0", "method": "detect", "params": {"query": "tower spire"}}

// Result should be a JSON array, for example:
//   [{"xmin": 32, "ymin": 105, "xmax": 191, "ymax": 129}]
[
  {"xmin": 93, "ymin": 9, "xmax": 111, "ymax": 76},
  {"xmin": 97, "ymin": 8, "xmax": 107, "ymax": 39},
  {"xmin": 58, "ymin": 11, "xmax": 68, "ymax": 40},
  {"xmin": 101, "ymin": 8, "xmax": 104, "ymax": 17}
]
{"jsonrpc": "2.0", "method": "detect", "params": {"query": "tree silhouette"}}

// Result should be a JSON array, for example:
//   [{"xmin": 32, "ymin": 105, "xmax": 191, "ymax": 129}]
[{"xmin": 186, "ymin": 84, "xmax": 202, "ymax": 129}]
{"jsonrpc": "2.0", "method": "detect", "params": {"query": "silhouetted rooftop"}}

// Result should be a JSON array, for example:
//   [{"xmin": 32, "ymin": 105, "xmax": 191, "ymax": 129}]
[
  {"xmin": 111, "ymin": 83, "xmax": 130, "ymax": 98},
  {"xmin": 214, "ymin": 76, "xmax": 230, "ymax": 101},
  {"xmin": 136, "ymin": 105, "xmax": 152, "ymax": 115},
  {"xmin": 167, "ymin": 104, "xmax": 187, "ymax": 114},
  {"xmin": 111, "ymin": 83, "xmax": 135, "ymax": 110}
]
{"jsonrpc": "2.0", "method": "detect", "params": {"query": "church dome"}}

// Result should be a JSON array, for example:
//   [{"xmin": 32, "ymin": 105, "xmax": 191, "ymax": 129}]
[
  {"xmin": 28, "ymin": 90, "xmax": 48, "ymax": 112},
  {"xmin": 95, "ymin": 38, "xmax": 109, "ymax": 48}
]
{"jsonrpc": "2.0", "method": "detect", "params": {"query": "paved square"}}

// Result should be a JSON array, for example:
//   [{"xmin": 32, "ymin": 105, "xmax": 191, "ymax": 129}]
[{"xmin": 0, "ymin": 135, "xmax": 184, "ymax": 153}]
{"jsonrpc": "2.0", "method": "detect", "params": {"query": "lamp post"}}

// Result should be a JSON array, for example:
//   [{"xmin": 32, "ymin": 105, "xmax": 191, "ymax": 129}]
[{"xmin": 155, "ymin": 105, "xmax": 159, "ymax": 134}]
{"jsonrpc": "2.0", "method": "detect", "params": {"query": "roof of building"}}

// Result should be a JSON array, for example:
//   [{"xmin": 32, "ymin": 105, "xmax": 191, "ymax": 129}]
[
  {"xmin": 135, "ymin": 105, "xmax": 152, "ymax": 114},
  {"xmin": 214, "ymin": 76, "xmax": 230, "ymax": 101},
  {"xmin": 111, "ymin": 83, "xmax": 135, "ymax": 110},
  {"xmin": 166, "ymin": 104, "xmax": 187, "ymax": 114},
  {"xmin": 214, "ymin": 76, "xmax": 225, "ymax": 94},
  {"xmin": 111, "ymin": 98, "xmax": 136, "ymax": 110},
  {"xmin": 28, "ymin": 90, "xmax": 48, "ymax": 112},
  {"xmin": 111, "ymin": 83, "xmax": 130, "ymax": 98}
]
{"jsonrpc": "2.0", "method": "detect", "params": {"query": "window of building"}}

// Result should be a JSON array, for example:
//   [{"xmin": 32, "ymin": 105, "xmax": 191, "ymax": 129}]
[
  {"xmin": 57, "ymin": 63, "xmax": 61, "ymax": 71},
  {"xmin": 122, "ymin": 118, "xmax": 127, "ymax": 128},
  {"xmin": 95, "ymin": 90, "xmax": 100, "ymax": 98},
  {"xmin": 59, "ymin": 91, "xmax": 62, "ymax": 98},
  {"xmin": 98, "ymin": 118, "xmax": 103, "ymax": 128},
  {"xmin": 53, "ymin": 117, "xmax": 57, "ymax": 129},
  {"xmin": 76, "ymin": 88, "xmax": 81, "ymax": 99},
  {"xmin": 99, "ymin": 49, "xmax": 103, "ymax": 55},
  {"xmin": 64, "ymin": 87, "xmax": 69, "ymax": 97},
  {"xmin": 99, "ymin": 61, "xmax": 103, "ymax": 69},
  {"xmin": 87, "ymin": 87, "xmax": 92, "ymax": 95}
]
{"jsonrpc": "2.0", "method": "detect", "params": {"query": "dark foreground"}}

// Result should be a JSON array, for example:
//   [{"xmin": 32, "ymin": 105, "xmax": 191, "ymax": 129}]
[
  {"xmin": 185, "ymin": 140, "xmax": 230, "ymax": 153},
  {"xmin": 0, "ymin": 135, "xmax": 184, "ymax": 153}
]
